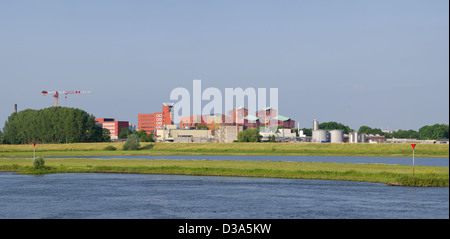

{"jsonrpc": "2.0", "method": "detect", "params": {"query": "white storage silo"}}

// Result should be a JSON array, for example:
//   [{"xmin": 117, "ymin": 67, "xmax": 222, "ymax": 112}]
[
  {"xmin": 360, "ymin": 133, "xmax": 366, "ymax": 143},
  {"xmin": 330, "ymin": 130, "xmax": 344, "ymax": 143},
  {"xmin": 312, "ymin": 130, "xmax": 328, "ymax": 142},
  {"xmin": 313, "ymin": 119, "xmax": 319, "ymax": 131},
  {"xmin": 349, "ymin": 131, "xmax": 358, "ymax": 143}
]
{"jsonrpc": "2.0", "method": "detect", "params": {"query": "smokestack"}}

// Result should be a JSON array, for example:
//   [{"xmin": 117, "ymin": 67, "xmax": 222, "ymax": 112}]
[{"xmin": 14, "ymin": 104, "xmax": 17, "ymax": 113}]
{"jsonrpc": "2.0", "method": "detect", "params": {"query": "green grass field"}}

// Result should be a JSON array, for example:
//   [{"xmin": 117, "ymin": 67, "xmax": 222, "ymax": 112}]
[
  {"xmin": 0, "ymin": 142, "xmax": 448, "ymax": 158},
  {"xmin": 0, "ymin": 157, "xmax": 447, "ymax": 187},
  {"xmin": 1, "ymin": 142, "xmax": 448, "ymax": 186}
]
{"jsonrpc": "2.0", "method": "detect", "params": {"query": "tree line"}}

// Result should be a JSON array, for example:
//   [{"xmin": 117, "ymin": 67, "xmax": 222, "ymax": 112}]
[
  {"xmin": 118, "ymin": 128, "xmax": 154, "ymax": 142},
  {"xmin": 357, "ymin": 124, "xmax": 449, "ymax": 140},
  {"xmin": 295, "ymin": 122, "xmax": 352, "ymax": 137},
  {"xmin": 1, "ymin": 107, "xmax": 110, "ymax": 144}
]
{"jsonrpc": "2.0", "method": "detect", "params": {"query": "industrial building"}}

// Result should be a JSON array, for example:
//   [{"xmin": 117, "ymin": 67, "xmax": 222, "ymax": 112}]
[
  {"xmin": 137, "ymin": 101, "xmax": 298, "ymax": 143},
  {"xmin": 179, "ymin": 114, "xmax": 208, "ymax": 129},
  {"xmin": 329, "ymin": 130, "xmax": 344, "ymax": 143},
  {"xmin": 310, "ymin": 119, "xmax": 390, "ymax": 144},
  {"xmin": 260, "ymin": 128, "xmax": 297, "ymax": 141},
  {"xmin": 243, "ymin": 115, "xmax": 260, "ymax": 129},
  {"xmin": 366, "ymin": 135, "xmax": 386, "ymax": 143},
  {"xmin": 95, "ymin": 118, "xmax": 129, "ymax": 140},
  {"xmin": 348, "ymin": 131, "xmax": 370, "ymax": 143},
  {"xmin": 136, "ymin": 107, "xmax": 387, "ymax": 144},
  {"xmin": 138, "ymin": 103, "xmax": 174, "ymax": 134},
  {"xmin": 256, "ymin": 107, "xmax": 295, "ymax": 131},
  {"xmin": 311, "ymin": 119, "xmax": 345, "ymax": 143},
  {"xmin": 177, "ymin": 106, "xmax": 295, "ymax": 132},
  {"xmin": 228, "ymin": 106, "xmax": 249, "ymax": 124},
  {"xmin": 179, "ymin": 114, "xmax": 226, "ymax": 130},
  {"xmin": 156, "ymin": 125, "xmax": 214, "ymax": 142},
  {"xmin": 312, "ymin": 129, "xmax": 346, "ymax": 143},
  {"xmin": 216, "ymin": 125, "xmax": 244, "ymax": 143},
  {"xmin": 312, "ymin": 129, "xmax": 329, "ymax": 143},
  {"xmin": 156, "ymin": 124, "xmax": 244, "ymax": 143}
]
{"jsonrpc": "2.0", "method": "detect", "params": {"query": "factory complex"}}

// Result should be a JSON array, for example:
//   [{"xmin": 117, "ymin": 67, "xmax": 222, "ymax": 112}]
[
  {"xmin": 139, "ymin": 103, "xmax": 297, "ymax": 143},
  {"xmin": 94, "ymin": 102, "xmax": 395, "ymax": 144}
]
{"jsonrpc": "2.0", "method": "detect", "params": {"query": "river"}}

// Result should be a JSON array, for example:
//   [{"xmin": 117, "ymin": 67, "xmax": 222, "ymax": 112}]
[
  {"xmin": 0, "ymin": 172, "xmax": 448, "ymax": 219},
  {"xmin": 49, "ymin": 155, "xmax": 449, "ymax": 167}
]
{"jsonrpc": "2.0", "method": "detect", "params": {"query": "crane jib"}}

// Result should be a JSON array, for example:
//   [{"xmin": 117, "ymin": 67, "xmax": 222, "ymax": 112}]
[{"xmin": 41, "ymin": 90, "xmax": 92, "ymax": 107}]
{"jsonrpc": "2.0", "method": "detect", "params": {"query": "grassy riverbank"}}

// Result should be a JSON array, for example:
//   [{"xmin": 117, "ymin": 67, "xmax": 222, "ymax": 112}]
[
  {"xmin": 0, "ymin": 158, "xmax": 448, "ymax": 187},
  {"xmin": 0, "ymin": 142, "xmax": 448, "ymax": 158}
]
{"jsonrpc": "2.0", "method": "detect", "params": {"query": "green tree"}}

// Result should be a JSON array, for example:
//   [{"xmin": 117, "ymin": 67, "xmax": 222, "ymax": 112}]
[
  {"xmin": 196, "ymin": 124, "xmax": 209, "ymax": 130},
  {"xmin": 391, "ymin": 129, "xmax": 419, "ymax": 139},
  {"xmin": 300, "ymin": 128, "xmax": 312, "ymax": 137},
  {"xmin": 0, "ymin": 129, "xmax": 4, "ymax": 144},
  {"xmin": 101, "ymin": 128, "xmax": 111, "ymax": 142},
  {"xmin": 118, "ymin": 128, "xmax": 131, "ymax": 139},
  {"xmin": 419, "ymin": 124, "xmax": 449, "ymax": 140},
  {"xmin": 33, "ymin": 157, "xmax": 45, "ymax": 169},
  {"xmin": 267, "ymin": 135, "xmax": 276, "ymax": 142},
  {"xmin": 134, "ymin": 129, "xmax": 154, "ymax": 142},
  {"xmin": 358, "ymin": 126, "xmax": 372, "ymax": 134},
  {"xmin": 2, "ymin": 107, "xmax": 107, "ymax": 144},
  {"xmin": 123, "ymin": 134, "xmax": 140, "ymax": 150},
  {"xmin": 238, "ymin": 128, "xmax": 262, "ymax": 142},
  {"xmin": 319, "ymin": 122, "xmax": 351, "ymax": 134},
  {"xmin": 358, "ymin": 125, "xmax": 385, "ymax": 135}
]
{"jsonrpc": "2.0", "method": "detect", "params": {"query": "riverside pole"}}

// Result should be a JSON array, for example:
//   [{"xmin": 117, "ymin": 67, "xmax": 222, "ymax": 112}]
[
  {"xmin": 411, "ymin": 144, "xmax": 416, "ymax": 177},
  {"xmin": 32, "ymin": 143, "xmax": 36, "ymax": 160}
]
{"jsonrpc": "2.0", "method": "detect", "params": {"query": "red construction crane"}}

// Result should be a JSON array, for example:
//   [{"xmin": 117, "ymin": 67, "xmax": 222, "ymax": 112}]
[{"xmin": 41, "ymin": 90, "xmax": 92, "ymax": 107}]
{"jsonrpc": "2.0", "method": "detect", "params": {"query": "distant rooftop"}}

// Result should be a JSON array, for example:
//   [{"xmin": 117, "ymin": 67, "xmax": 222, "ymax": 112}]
[
  {"xmin": 244, "ymin": 115, "xmax": 259, "ymax": 121},
  {"xmin": 273, "ymin": 115, "xmax": 291, "ymax": 121}
]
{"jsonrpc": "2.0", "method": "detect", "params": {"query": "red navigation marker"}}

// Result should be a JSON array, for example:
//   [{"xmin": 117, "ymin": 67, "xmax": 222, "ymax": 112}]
[
  {"xmin": 32, "ymin": 143, "xmax": 36, "ymax": 159},
  {"xmin": 411, "ymin": 144, "xmax": 416, "ymax": 177}
]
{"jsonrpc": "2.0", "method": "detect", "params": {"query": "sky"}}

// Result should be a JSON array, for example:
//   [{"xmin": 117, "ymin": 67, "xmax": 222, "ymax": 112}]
[{"xmin": 1, "ymin": 0, "xmax": 448, "ymax": 131}]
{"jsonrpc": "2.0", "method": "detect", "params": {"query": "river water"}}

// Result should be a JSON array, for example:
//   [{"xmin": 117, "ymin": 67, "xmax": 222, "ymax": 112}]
[
  {"xmin": 50, "ymin": 155, "xmax": 449, "ymax": 167},
  {"xmin": 0, "ymin": 172, "xmax": 448, "ymax": 219}
]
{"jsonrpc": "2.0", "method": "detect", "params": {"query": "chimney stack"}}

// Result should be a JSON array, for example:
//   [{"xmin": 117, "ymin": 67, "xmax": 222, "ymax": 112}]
[{"xmin": 14, "ymin": 104, "xmax": 17, "ymax": 113}]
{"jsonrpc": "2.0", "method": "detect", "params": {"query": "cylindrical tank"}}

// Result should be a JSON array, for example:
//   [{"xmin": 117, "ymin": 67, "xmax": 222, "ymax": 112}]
[
  {"xmin": 349, "ymin": 131, "xmax": 358, "ymax": 143},
  {"xmin": 329, "ymin": 130, "xmax": 344, "ymax": 143},
  {"xmin": 312, "ymin": 130, "xmax": 328, "ymax": 142},
  {"xmin": 313, "ymin": 119, "xmax": 319, "ymax": 131},
  {"xmin": 360, "ymin": 134, "xmax": 366, "ymax": 143}
]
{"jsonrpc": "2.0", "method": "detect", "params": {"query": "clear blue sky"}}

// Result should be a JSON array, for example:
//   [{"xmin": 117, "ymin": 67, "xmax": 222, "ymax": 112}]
[{"xmin": 1, "ymin": 0, "xmax": 448, "ymax": 131}]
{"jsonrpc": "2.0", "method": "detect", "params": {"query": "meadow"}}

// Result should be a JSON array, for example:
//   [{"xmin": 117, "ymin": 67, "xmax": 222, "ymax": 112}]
[
  {"xmin": 1, "ymin": 142, "xmax": 448, "ymax": 186},
  {"xmin": 0, "ymin": 157, "xmax": 447, "ymax": 187}
]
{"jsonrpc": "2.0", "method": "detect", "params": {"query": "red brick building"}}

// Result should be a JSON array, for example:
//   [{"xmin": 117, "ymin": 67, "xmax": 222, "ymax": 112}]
[
  {"xmin": 273, "ymin": 115, "xmax": 295, "ymax": 131},
  {"xmin": 138, "ymin": 103, "xmax": 173, "ymax": 134},
  {"xmin": 177, "ymin": 107, "xmax": 295, "ymax": 131},
  {"xmin": 179, "ymin": 115, "xmax": 206, "ymax": 129},
  {"xmin": 226, "ymin": 106, "xmax": 248, "ymax": 124},
  {"xmin": 243, "ymin": 115, "xmax": 261, "ymax": 129},
  {"xmin": 179, "ymin": 114, "xmax": 227, "ymax": 130},
  {"xmin": 95, "ymin": 118, "xmax": 129, "ymax": 137},
  {"xmin": 256, "ymin": 107, "xmax": 278, "ymax": 127}
]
